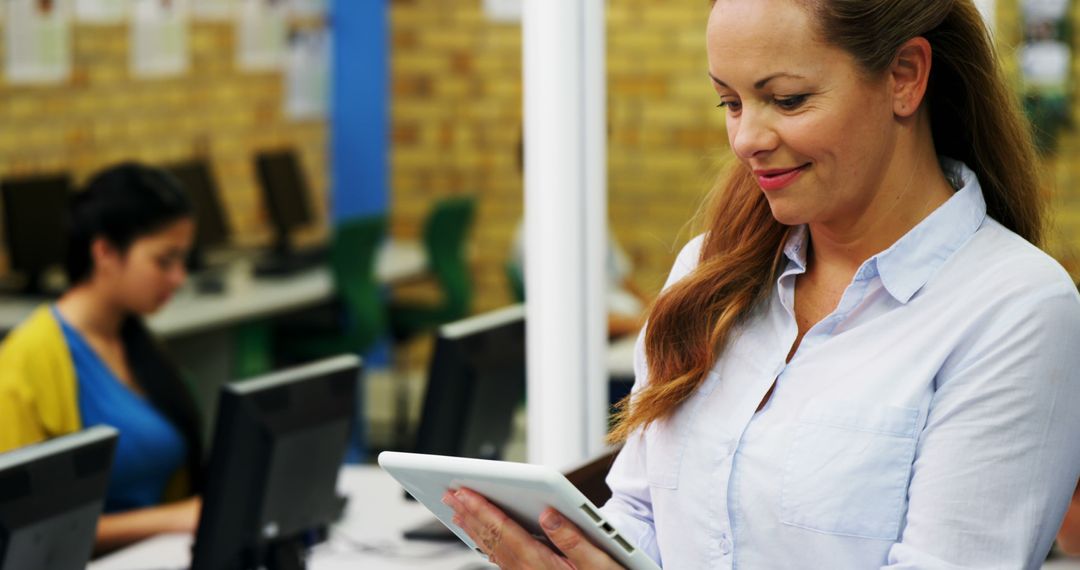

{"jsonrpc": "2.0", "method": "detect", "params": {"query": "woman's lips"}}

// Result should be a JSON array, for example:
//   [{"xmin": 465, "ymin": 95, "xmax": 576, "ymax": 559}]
[{"xmin": 754, "ymin": 164, "xmax": 810, "ymax": 191}]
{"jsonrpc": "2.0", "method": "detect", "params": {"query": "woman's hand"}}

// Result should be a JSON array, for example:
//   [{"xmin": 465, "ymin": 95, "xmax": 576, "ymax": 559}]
[{"xmin": 442, "ymin": 488, "xmax": 625, "ymax": 569}]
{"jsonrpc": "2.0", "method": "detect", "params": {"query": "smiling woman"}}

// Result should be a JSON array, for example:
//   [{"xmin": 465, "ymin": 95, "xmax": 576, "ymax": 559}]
[
  {"xmin": 0, "ymin": 163, "xmax": 206, "ymax": 554},
  {"xmin": 442, "ymin": 0, "xmax": 1080, "ymax": 568}
]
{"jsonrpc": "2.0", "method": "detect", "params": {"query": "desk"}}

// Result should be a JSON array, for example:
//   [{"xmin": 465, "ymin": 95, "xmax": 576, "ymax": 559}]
[
  {"xmin": 0, "ymin": 240, "xmax": 426, "ymax": 338},
  {"xmin": 88, "ymin": 465, "xmax": 494, "ymax": 570},
  {"xmin": 87, "ymin": 464, "xmax": 1080, "ymax": 570}
]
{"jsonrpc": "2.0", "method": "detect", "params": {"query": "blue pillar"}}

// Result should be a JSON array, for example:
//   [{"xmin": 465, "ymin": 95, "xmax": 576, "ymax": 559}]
[
  {"xmin": 331, "ymin": 0, "xmax": 388, "ymax": 221},
  {"xmin": 330, "ymin": 0, "xmax": 390, "ymax": 462}
]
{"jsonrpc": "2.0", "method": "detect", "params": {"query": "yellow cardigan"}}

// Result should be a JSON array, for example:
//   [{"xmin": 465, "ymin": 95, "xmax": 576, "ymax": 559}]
[
  {"xmin": 0, "ymin": 306, "xmax": 81, "ymax": 453},
  {"xmin": 0, "ymin": 305, "xmax": 191, "ymax": 499}
]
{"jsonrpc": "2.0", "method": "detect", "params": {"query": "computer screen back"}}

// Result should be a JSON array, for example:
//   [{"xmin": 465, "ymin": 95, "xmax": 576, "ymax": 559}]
[
  {"xmin": 164, "ymin": 161, "xmax": 230, "ymax": 252},
  {"xmin": 413, "ymin": 304, "xmax": 526, "ymax": 460},
  {"xmin": 254, "ymin": 150, "xmax": 315, "ymax": 235},
  {"xmin": 0, "ymin": 174, "xmax": 72, "ymax": 291},
  {"xmin": 190, "ymin": 355, "xmax": 358, "ymax": 570},
  {"xmin": 0, "ymin": 426, "xmax": 117, "ymax": 570}
]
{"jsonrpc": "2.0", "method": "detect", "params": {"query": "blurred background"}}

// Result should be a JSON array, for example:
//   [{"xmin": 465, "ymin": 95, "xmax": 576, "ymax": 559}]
[{"xmin": 0, "ymin": 0, "xmax": 1076, "ymax": 457}]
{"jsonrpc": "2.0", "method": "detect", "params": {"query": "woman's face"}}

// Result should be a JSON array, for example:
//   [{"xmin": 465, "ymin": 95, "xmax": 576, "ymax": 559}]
[
  {"xmin": 706, "ymin": 0, "xmax": 899, "ymax": 228},
  {"xmin": 106, "ymin": 218, "xmax": 194, "ymax": 315}
]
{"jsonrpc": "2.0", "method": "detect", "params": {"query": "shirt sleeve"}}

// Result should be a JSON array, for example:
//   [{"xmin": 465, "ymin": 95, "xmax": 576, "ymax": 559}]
[
  {"xmin": 884, "ymin": 280, "xmax": 1080, "ymax": 569},
  {"xmin": 600, "ymin": 235, "xmax": 705, "ymax": 566}
]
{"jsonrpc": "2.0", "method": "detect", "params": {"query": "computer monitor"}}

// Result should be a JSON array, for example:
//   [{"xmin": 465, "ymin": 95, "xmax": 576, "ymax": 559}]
[
  {"xmin": 164, "ymin": 160, "xmax": 231, "ymax": 268},
  {"xmin": 0, "ymin": 426, "xmax": 118, "ymax": 570},
  {"xmin": 0, "ymin": 173, "xmax": 72, "ymax": 295},
  {"xmin": 413, "ymin": 304, "xmax": 527, "ymax": 460},
  {"xmin": 190, "ymin": 354, "xmax": 359, "ymax": 570},
  {"xmin": 254, "ymin": 150, "xmax": 315, "ymax": 255}
]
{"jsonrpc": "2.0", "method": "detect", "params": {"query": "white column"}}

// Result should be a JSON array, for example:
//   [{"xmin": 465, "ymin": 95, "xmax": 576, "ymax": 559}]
[{"xmin": 523, "ymin": 0, "xmax": 608, "ymax": 469}]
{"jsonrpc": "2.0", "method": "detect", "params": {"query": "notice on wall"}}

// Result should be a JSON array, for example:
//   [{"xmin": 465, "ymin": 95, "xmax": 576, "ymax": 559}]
[
  {"xmin": 288, "ymin": 0, "xmax": 322, "ymax": 18},
  {"xmin": 1022, "ymin": 0, "xmax": 1069, "ymax": 20},
  {"xmin": 237, "ymin": 0, "xmax": 287, "ymax": 71},
  {"xmin": 1020, "ymin": 0, "xmax": 1071, "ymax": 91},
  {"xmin": 974, "ymin": 0, "xmax": 995, "ymax": 36},
  {"xmin": 75, "ymin": 0, "xmax": 128, "ymax": 23},
  {"xmin": 131, "ymin": 0, "xmax": 189, "ymax": 78},
  {"xmin": 483, "ymin": 0, "xmax": 521, "ymax": 23},
  {"xmin": 5, "ymin": 0, "xmax": 73, "ymax": 85},
  {"xmin": 285, "ymin": 27, "xmax": 328, "ymax": 120},
  {"xmin": 192, "ymin": 0, "xmax": 233, "ymax": 20}
]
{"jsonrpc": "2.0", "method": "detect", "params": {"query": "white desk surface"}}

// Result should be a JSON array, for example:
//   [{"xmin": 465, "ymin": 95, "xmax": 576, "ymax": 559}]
[
  {"xmin": 86, "ymin": 463, "xmax": 1080, "ymax": 570},
  {"xmin": 88, "ymin": 465, "xmax": 494, "ymax": 570},
  {"xmin": 0, "ymin": 240, "xmax": 425, "ymax": 339}
]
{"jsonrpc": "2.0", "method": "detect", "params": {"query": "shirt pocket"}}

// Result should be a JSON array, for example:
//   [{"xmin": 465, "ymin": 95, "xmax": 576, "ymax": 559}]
[
  {"xmin": 644, "ymin": 419, "xmax": 684, "ymax": 489},
  {"xmin": 780, "ymin": 398, "xmax": 919, "ymax": 541},
  {"xmin": 642, "ymin": 371, "xmax": 721, "ymax": 490}
]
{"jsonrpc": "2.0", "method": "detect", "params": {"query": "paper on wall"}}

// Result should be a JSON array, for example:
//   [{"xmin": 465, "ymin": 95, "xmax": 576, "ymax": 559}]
[
  {"xmin": 5, "ymin": 0, "xmax": 73, "ymax": 85},
  {"xmin": 974, "ymin": 0, "xmax": 995, "ymax": 36},
  {"xmin": 483, "ymin": 0, "xmax": 521, "ymax": 23},
  {"xmin": 237, "ymin": 0, "xmax": 287, "ymax": 71},
  {"xmin": 288, "ymin": 0, "xmax": 322, "ymax": 18},
  {"xmin": 75, "ymin": 0, "xmax": 128, "ymax": 23},
  {"xmin": 192, "ymin": 0, "xmax": 233, "ymax": 20},
  {"xmin": 131, "ymin": 0, "xmax": 189, "ymax": 78},
  {"xmin": 284, "ymin": 27, "xmax": 328, "ymax": 120},
  {"xmin": 1022, "ymin": 0, "xmax": 1069, "ymax": 22}
]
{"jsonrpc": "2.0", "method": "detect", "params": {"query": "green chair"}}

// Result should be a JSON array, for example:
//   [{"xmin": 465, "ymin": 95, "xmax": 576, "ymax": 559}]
[
  {"xmin": 278, "ymin": 214, "xmax": 389, "ymax": 361},
  {"xmin": 389, "ymin": 196, "xmax": 476, "ymax": 341},
  {"xmin": 386, "ymin": 196, "xmax": 475, "ymax": 448}
]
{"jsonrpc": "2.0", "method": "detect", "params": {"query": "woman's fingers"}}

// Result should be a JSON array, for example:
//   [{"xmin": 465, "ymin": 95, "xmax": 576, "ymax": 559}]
[
  {"xmin": 540, "ymin": 508, "xmax": 623, "ymax": 569},
  {"xmin": 443, "ymin": 487, "xmax": 570, "ymax": 569}
]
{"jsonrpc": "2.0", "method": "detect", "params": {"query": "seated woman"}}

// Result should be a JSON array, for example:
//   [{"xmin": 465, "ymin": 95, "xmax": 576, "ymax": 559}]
[{"xmin": 0, "ymin": 163, "xmax": 203, "ymax": 552}]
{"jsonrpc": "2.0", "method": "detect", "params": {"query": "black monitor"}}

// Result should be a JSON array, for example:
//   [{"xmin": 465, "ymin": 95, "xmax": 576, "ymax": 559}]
[
  {"xmin": 190, "ymin": 354, "xmax": 359, "ymax": 570},
  {"xmin": 254, "ymin": 150, "xmax": 316, "ymax": 255},
  {"xmin": 0, "ymin": 426, "xmax": 118, "ymax": 570},
  {"xmin": 164, "ymin": 160, "xmax": 231, "ymax": 268},
  {"xmin": 1, "ymin": 173, "xmax": 72, "ymax": 295},
  {"xmin": 413, "ymin": 304, "xmax": 527, "ymax": 460}
]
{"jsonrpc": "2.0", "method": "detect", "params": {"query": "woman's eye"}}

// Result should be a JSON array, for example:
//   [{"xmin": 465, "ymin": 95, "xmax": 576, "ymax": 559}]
[
  {"xmin": 716, "ymin": 100, "xmax": 742, "ymax": 112},
  {"xmin": 774, "ymin": 94, "xmax": 809, "ymax": 110}
]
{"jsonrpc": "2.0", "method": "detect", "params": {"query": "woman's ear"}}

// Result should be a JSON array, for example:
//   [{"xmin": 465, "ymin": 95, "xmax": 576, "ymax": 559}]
[
  {"xmin": 90, "ymin": 237, "xmax": 121, "ymax": 276},
  {"xmin": 890, "ymin": 37, "xmax": 933, "ymax": 118}
]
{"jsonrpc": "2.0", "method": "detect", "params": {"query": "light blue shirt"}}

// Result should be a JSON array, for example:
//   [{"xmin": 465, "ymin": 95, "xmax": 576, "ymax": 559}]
[{"xmin": 601, "ymin": 160, "xmax": 1080, "ymax": 569}]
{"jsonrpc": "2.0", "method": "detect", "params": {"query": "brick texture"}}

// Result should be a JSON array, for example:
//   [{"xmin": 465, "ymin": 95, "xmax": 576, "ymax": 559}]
[
  {"xmin": 390, "ymin": 0, "xmax": 1080, "ymax": 315},
  {"xmin": 0, "ymin": 18, "xmax": 329, "ymax": 266}
]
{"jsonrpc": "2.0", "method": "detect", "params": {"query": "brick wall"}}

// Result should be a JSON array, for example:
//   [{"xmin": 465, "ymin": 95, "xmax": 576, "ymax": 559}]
[
  {"xmin": 390, "ymin": 0, "xmax": 724, "ymax": 313},
  {"xmin": 390, "ymin": 0, "xmax": 1080, "ymax": 315},
  {"xmin": 1, "ymin": 2, "xmax": 1075, "ymax": 310},
  {"xmin": 0, "ymin": 18, "xmax": 328, "ymax": 262}
]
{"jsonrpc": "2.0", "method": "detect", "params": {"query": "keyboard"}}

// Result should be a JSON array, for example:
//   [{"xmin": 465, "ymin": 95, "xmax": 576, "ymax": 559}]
[{"xmin": 253, "ymin": 246, "xmax": 328, "ymax": 277}]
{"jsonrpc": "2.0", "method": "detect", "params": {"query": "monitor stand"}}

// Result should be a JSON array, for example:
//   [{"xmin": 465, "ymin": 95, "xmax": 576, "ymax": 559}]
[
  {"xmin": 238, "ymin": 538, "xmax": 307, "ymax": 570},
  {"xmin": 264, "ymin": 538, "xmax": 306, "ymax": 570}
]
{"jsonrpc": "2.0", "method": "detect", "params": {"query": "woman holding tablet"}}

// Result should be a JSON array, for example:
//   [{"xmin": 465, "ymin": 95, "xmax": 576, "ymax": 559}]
[
  {"xmin": 443, "ymin": 0, "xmax": 1080, "ymax": 567},
  {"xmin": 0, "ymin": 163, "xmax": 203, "ymax": 552}
]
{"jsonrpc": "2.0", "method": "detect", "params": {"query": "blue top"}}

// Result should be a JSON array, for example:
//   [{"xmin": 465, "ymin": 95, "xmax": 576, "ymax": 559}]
[
  {"xmin": 53, "ymin": 307, "xmax": 187, "ymax": 513},
  {"xmin": 601, "ymin": 159, "xmax": 1080, "ymax": 568}
]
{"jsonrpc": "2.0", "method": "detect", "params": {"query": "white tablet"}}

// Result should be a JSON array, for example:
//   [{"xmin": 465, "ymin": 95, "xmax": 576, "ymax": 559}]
[{"xmin": 378, "ymin": 451, "xmax": 660, "ymax": 570}]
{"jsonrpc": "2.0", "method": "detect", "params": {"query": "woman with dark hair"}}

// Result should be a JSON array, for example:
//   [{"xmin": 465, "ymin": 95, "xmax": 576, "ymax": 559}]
[
  {"xmin": 444, "ymin": 1, "xmax": 1080, "ymax": 568},
  {"xmin": 0, "ymin": 162, "xmax": 203, "ymax": 551}
]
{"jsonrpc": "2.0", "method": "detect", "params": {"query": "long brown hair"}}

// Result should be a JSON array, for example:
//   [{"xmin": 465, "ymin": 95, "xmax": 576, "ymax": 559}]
[{"xmin": 608, "ymin": 0, "xmax": 1043, "ymax": 442}]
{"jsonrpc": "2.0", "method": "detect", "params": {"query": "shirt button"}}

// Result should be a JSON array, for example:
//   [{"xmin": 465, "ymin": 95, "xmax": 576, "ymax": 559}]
[{"xmin": 720, "ymin": 538, "xmax": 732, "ymax": 555}]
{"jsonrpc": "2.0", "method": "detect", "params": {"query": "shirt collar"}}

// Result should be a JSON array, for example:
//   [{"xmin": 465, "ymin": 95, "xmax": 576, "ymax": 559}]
[{"xmin": 781, "ymin": 158, "xmax": 987, "ymax": 304}]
